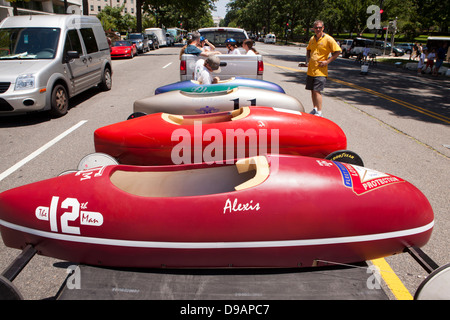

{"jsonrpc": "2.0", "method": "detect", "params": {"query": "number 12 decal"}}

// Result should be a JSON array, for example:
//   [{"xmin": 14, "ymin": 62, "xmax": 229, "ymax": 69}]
[{"xmin": 36, "ymin": 196, "xmax": 103, "ymax": 235}]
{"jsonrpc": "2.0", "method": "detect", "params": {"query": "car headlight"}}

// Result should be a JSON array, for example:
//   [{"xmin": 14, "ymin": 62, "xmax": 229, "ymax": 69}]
[{"xmin": 15, "ymin": 74, "xmax": 35, "ymax": 90}]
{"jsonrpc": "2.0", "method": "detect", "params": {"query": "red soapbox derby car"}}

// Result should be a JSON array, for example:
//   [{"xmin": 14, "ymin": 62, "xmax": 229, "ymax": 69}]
[
  {"xmin": 93, "ymin": 106, "xmax": 357, "ymax": 167},
  {"xmin": 0, "ymin": 154, "xmax": 433, "ymax": 269}
]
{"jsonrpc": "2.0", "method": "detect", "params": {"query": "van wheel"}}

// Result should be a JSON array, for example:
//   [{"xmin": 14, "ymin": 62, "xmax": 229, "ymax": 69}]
[
  {"xmin": 99, "ymin": 67, "xmax": 112, "ymax": 91},
  {"xmin": 50, "ymin": 84, "xmax": 68, "ymax": 117}
]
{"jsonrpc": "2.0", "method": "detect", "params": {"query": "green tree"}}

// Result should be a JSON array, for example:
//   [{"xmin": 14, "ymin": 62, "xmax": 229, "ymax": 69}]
[
  {"xmin": 137, "ymin": 0, "xmax": 217, "ymax": 32},
  {"xmin": 411, "ymin": 0, "xmax": 449, "ymax": 33},
  {"xmin": 97, "ymin": 5, "xmax": 136, "ymax": 33},
  {"xmin": 226, "ymin": 0, "xmax": 279, "ymax": 35}
]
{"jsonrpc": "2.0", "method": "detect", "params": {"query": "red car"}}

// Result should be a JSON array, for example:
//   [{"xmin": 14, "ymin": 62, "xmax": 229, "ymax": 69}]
[{"xmin": 110, "ymin": 40, "xmax": 137, "ymax": 59}]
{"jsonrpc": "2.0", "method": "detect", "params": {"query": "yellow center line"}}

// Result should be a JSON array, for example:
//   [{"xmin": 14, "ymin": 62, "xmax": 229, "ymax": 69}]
[
  {"xmin": 265, "ymin": 62, "xmax": 450, "ymax": 124},
  {"xmin": 266, "ymin": 61, "xmax": 419, "ymax": 300},
  {"xmin": 371, "ymin": 258, "xmax": 413, "ymax": 300}
]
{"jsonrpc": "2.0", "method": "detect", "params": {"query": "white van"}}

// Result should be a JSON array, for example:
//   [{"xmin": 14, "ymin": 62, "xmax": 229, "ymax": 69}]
[
  {"xmin": 0, "ymin": 15, "xmax": 112, "ymax": 117},
  {"xmin": 145, "ymin": 28, "xmax": 168, "ymax": 47},
  {"xmin": 340, "ymin": 39, "xmax": 353, "ymax": 58},
  {"xmin": 264, "ymin": 34, "xmax": 276, "ymax": 44}
]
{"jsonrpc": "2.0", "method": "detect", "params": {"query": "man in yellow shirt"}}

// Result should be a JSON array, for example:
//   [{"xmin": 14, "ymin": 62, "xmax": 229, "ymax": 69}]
[{"xmin": 305, "ymin": 20, "xmax": 341, "ymax": 117}]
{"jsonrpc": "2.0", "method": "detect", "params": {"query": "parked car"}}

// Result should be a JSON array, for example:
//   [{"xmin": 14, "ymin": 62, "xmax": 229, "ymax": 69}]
[
  {"xmin": 350, "ymin": 38, "xmax": 405, "ymax": 57},
  {"xmin": 126, "ymin": 33, "xmax": 150, "ymax": 53},
  {"xmin": 264, "ymin": 34, "xmax": 276, "ymax": 44},
  {"xmin": 145, "ymin": 28, "xmax": 168, "ymax": 46},
  {"xmin": 383, "ymin": 42, "xmax": 405, "ymax": 56},
  {"xmin": 147, "ymin": 33, "xmax": 160, "ymax": 50},
  {"xmin": 340, "ymin": 39, "xmax": 353, "ymax": 58},
  {"xmin": 0, "ymin": 14, "xmax": 112, "ymax": 117},
  {"xmin": 396, "ymin": 43, "xmax": 414, "ymax": 54},
  {"xmin": 349, "ymin": 38, "xmax": 383, "ymax": 57},
  {"xmin": 111, "ymin": 41, "xmax": 137, "ymax": 59},
  {"xmin": 166, "ymin": 33, "xmax": 175, "ymax": 46},
  {"xmin": 167, "ymin": 28, "xmax": 183, "ymax": 43}
]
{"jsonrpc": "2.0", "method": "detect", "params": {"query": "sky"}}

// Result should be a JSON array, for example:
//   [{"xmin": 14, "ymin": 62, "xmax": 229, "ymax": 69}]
[{"xmin": 211, "ymin": 0, "xmax": 230, "ymax": 18}]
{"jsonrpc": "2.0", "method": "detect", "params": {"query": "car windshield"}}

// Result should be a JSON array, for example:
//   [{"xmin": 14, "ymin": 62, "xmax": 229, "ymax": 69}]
[
  {"xmin": 113, "ymin": 41, "xmax": 132, "ymax": 47},
  {"xmin": 353, "ymin": 39, "xmax": 369, "ymax": 47},
  {"xmin": 0, "ymin": 27, "xmax": 60, "ymax": 59},
  {"xmin": 128, "ymin": 34, "xmax": 143, "ymax": 40},
  {"xmin": 200, "ymin": 30, "xmax": 247, "ymax": 47}
]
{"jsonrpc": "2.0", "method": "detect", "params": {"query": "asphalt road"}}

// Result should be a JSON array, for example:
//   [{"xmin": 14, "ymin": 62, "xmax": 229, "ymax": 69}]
[{"xmin": 0, "ymin": 42, "xmax": 448, "ymax": 300}]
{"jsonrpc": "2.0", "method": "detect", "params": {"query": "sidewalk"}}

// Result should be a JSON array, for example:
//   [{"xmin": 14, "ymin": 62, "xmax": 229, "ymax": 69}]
[
  {"xmin": 347, "ymin": 53, "xmax": 450, "ymax": 79},
  {"xmin": 289, "ymin": 41, "xmax": 449, "ymax": 77}
]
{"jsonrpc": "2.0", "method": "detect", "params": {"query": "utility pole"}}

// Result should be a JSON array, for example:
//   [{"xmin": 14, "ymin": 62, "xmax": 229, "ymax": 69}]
[
  {"xmin": 285, "ymin": 14, "xmax": 290, "ymax": 45},
  {"xmin": 373, "ymin": 0, "xmax": 384, "ymax": 49},
  {"xmin": 383, "ymin": 18, "xmax": 397, "ymax": 56}
]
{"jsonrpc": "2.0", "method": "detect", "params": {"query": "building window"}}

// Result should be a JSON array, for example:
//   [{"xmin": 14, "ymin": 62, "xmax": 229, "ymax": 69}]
[
  {"xmin": 90, "ymin": 5, "xmax": 94, "ymax": 11},
  {"xmin": 98, "ymin": 6, "xmax": 101, "ymax": 11},
  {"xmin": 15, "ymin": 0, "xmax": 43, "ymax": 11}
]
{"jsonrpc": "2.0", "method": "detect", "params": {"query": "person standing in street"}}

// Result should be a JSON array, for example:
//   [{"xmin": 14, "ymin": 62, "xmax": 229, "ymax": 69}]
[
  {"xmin": 305, "ymin": 20, "xmax": 341, "ymax": 117},
  {"xmin": 432, "ymin": 43, "xmax": 446, "ymax": 76}
]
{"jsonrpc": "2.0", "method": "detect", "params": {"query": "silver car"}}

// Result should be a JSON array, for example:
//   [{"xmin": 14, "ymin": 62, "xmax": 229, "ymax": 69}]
[
  {"xmin": 0, "ymin": 15, "xmax": 112, "ymax": 117},
  {"xmin": 126, "ymin": 33, "xmax": 150, "ymax": 53},
  {"xmin": 396, "ymin": 43, "xmax": 414, "ymax": 54}
]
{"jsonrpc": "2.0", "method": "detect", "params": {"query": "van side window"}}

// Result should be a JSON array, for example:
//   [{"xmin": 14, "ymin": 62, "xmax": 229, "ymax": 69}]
[
  {"xmin": 80, "ymin": 28, "xmax": 99, "ymax": 54},
  {"xmin": 64, "ymin": 29, "xmax": 83, "ymax": 55}
]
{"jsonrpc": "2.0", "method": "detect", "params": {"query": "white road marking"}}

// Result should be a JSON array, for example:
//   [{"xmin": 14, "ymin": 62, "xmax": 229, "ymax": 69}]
[{"xmin": 0, "ymin": 120, "xmax": 88, "ymax": 182}]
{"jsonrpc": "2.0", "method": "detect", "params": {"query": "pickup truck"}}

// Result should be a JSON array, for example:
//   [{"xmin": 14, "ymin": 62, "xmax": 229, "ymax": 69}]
[
  {"xmin": 180, "ymin": 53, "xmax": 264, "ymax": 81},
  {"xmin": 180, "ymin": 27, "xmax": 264, "ymax": 81}
]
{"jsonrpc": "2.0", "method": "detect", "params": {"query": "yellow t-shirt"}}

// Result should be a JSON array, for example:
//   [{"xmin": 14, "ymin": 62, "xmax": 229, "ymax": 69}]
[{"xmin": 307, "ymin": 33, "xmax": 341, "ymax": 77}]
